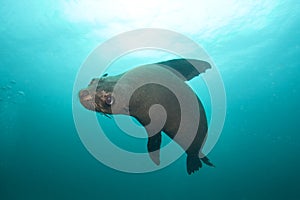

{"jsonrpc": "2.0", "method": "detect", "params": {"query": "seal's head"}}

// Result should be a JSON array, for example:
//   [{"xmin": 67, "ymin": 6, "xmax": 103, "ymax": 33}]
[{"xmin": 79, "ymin": 76, "xmax": 115, "ymax": 114}]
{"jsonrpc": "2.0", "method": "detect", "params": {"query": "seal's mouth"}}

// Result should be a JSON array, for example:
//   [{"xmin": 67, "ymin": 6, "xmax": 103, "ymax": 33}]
[
  {"xmin": 79, "ymin": 89, "xmax": 96, "ymax": 111},
  {"xmin": 78, "ymin": 89, "xmax": 113, "ymax": 119},
  {"xmin": 81, "ymin": 100, "xmax": 97, "ymax": 111}
]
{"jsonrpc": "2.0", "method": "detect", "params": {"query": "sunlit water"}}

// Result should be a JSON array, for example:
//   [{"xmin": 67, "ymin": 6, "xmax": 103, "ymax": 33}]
[{"xmin": 1, "ymin": 1, "xmax": 299, "ymax": 199}]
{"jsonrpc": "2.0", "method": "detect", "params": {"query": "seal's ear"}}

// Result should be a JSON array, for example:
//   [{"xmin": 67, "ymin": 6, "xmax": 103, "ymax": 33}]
[
  {"xmin": 102, "ymin": 73, "xmax": 108, "ymax": 77},
  {"xmin": 155, "ymin": 59, "xmax": 211, "ymax": 81}
]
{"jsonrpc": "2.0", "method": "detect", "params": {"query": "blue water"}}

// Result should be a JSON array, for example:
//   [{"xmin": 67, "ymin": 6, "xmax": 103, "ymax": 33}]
[{"xmin": 1, "ymin": 1, "xmax": 299, "ymax": 199}]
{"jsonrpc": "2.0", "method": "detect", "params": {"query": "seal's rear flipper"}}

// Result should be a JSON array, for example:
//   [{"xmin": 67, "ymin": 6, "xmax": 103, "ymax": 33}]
[
  {"xmin": 201, "ymin": 156, "xmax": 215, "ymax": 167},
  {"xmin": 187, "ymin": 154, "xmax": 202, "ymax": 175},
  {"xmin": 156, "ymin": 59, "xmax": 211, "ymax": 81},
  {"xmin": 147, "ymin": 132, "xmax": 162, "ymax": 165}
]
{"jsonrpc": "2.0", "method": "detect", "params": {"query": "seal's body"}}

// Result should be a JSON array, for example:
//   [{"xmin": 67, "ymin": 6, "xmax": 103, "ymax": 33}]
[{"xmin": 79, "ymin": 59, "xmax": 214, "ymax": 174}]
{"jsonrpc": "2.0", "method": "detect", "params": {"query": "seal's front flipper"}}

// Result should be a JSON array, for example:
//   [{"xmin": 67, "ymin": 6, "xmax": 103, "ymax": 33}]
[
  {"xmin": 156, "ymin": 58, "xmax": 211, "ymax": 81},
  {"xmin": 147, "ymin": 132, "xmax": 162, "ymax": 165},
  {"xmin": 186, "ymin": 154, "xmax": 202, "ymax": 175}
]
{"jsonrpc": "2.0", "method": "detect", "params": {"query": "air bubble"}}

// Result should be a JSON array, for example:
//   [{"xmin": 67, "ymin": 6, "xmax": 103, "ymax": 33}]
[
  {"xmin": 10, "ymin": 80, "xmax": 16, "ymax": 84},
  {"xmin": 17, "ymin": 91, "xmax": 25, "ymax": 96}
]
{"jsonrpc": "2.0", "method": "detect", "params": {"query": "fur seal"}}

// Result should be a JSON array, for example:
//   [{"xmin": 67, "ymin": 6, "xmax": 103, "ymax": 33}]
[{"xmin": 79, "ymin": 58, "xmax": 214, "ymax": 174}]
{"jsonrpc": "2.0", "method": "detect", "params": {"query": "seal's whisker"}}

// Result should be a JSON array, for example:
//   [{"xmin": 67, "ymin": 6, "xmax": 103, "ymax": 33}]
[{"xmin": 103, "ymin": 113, "xmax": 112, "ymax": 119}]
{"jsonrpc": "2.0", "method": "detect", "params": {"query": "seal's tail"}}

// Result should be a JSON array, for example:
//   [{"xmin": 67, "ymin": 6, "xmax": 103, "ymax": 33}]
[{"xmin": 186, "ymin": 155, "xmax": 215, "ymax": 175}]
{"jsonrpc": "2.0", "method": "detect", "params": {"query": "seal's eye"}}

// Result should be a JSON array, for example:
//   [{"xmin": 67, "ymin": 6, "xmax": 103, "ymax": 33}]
[{"xmin": 105, "ymin": 94, "xmax": 114, "ymax": 105}]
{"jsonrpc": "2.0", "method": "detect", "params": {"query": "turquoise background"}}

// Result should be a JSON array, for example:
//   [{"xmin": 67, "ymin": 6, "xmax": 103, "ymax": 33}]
[{"xmin": 0, "ymin": 1, "xmax": 299, "ymax": 199}]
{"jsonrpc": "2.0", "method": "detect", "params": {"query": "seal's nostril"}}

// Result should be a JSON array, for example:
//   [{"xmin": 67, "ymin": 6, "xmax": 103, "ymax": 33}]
[{"xmin": 80, "ymin": 90, "xmax": 89, "ymax": 97}]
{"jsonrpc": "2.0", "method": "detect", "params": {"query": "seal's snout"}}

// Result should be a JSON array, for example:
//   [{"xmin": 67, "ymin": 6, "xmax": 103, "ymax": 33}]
[
  {"xmin": 79, "ymin": 89, "xmax": 95, "ymax": 111},
  {"xmin": 79, "ymin": 89, "xmax": 89, "ymax": 98},
  {"xmin": 79, "ymin": 89, "xmax": 94, "ymax": 101}
]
